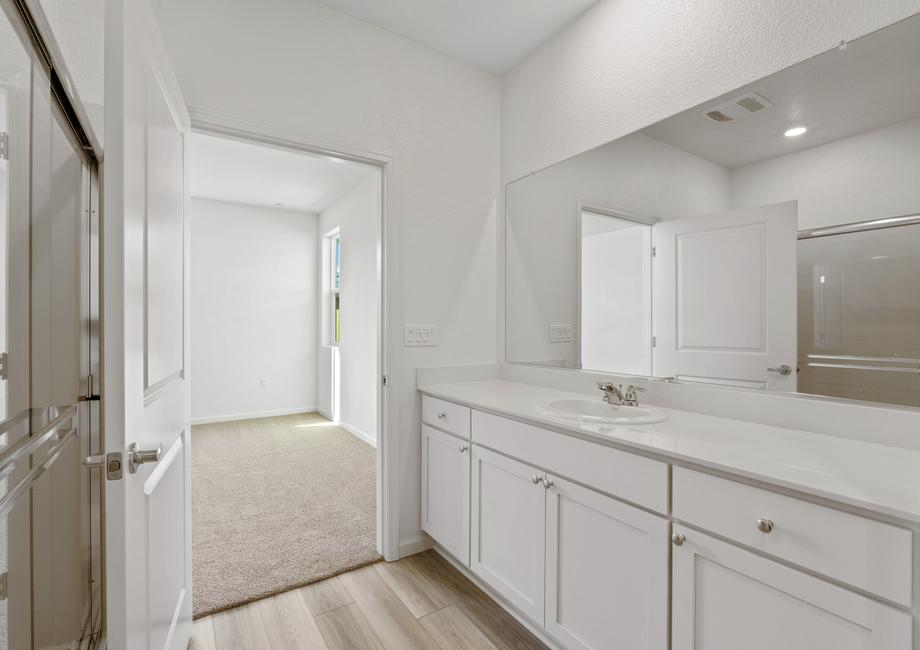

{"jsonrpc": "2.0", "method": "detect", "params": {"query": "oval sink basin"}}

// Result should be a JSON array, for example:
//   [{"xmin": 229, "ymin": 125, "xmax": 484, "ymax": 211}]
[{"xmin": 540, "ymin": 398, "xmax": 667, "ymax": 425}]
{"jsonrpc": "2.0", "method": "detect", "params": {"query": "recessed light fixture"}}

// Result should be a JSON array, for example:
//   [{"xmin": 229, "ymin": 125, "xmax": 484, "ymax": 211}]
[
  {"xmin": 784, "ymin": 126, "xmax": 807, "ymax": 137},
  {"xmin": 274, "ymin": 202, "xmax": 285, "ymax": 207}
]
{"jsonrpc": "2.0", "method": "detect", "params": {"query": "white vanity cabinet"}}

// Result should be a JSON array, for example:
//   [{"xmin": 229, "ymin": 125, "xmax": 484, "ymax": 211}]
[
  {"xmin": 420, "ymin": 396, "xmax": 473, "ymax": 564},
  {"xmin": 418, "ymin": 390, "xmax": 916, "ymax": 650},
  {"xmin": 544, "ymin": 474, "xmax": 669, "ymax": 650},
  {"xmin": 470, "ymin": 445, "xmax": 547, "ymax": 624},
  {"xmin": 672, "ymin": 467, "xmax": 913, "ymax": 650},
  {"xmin": 467, "ymin": 408, "xmax": 670, "ymax": 649},
  {"xmin": 421, "ymin": 424, "xmax": 470, "ymax": 564},
  {"xmin": 671, "ymin": 524, "xmax": 912, "ymax": 650}
]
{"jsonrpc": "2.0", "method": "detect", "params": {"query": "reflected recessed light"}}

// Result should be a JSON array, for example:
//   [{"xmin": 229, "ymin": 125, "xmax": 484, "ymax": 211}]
[{"xmin": 784, "ymin": 126, "xmax": 807, "ymax": 137}]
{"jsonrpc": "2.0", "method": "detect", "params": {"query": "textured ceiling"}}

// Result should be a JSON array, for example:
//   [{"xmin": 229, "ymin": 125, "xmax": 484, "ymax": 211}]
[{"xmin": 314, "ymin": 0, "xmax": 597, "ymax": 73}]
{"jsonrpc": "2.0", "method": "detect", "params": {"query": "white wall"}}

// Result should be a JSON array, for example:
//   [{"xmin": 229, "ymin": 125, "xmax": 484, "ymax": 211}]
[
  {"xmin": 730, "ymin": 117, "xmax": 920, "ymax": 229},
  {"xmin": 317, "ymin": 173, "xmax": 380, "ymax": 445},
  {"xmin": 190, "ymin": 198, "xmax": 318, "ymax": 423},
  {"xmin": 505, "ymin": 132, "xmax": 730, "ymax": 367},
  {"xmin": 153, "ymin": 0, "xmax": 501, "ymax": 554},
  {"xmin": 502, "ymin": 0, "xmax": 920, "ymax": 183}
]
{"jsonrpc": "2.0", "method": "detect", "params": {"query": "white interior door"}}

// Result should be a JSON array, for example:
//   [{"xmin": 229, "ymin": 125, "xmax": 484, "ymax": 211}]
[
  {"xmin": 103, "ymin": 0, "xmax": 192, "ymax": 648},
  {"xmin": 653, "ymin": 201, "xmax": 797, "ymax": 390}
]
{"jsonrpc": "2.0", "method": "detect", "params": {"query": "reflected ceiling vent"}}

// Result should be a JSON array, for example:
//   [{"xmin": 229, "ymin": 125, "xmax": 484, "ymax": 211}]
[{"xmin": 703, "ymin": 93, "xmax": 773, "ymax": 123}]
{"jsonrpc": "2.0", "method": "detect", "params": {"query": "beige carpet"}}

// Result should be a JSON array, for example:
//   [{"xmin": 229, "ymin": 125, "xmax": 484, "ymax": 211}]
[{"xmin": 191, "ymin": 412, "xmax": 380, "ymax": 618}]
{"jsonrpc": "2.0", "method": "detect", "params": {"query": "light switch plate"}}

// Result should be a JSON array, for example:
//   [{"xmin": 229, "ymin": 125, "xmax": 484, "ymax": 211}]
[
  {"xmin": 405, "ymin": 324, "xmax": 439, "ymax": 346},
  {"xmin": 549, "ymin": 324, "xmax": 573, "ymax": 343}
]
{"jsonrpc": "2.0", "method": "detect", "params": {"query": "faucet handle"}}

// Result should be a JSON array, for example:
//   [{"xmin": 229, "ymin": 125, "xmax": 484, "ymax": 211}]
[{"xmin": 626, "ymin": 384, "xmax": 646, "ymax": 393}]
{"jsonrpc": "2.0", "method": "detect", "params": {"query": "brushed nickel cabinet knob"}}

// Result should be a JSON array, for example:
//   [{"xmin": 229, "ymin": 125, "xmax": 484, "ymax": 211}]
[
  {"xmin": 672, "ymin": 532, "xmax": 685, "ymax": 546},
  {"xmin": 757, "ymin": 518, "xmax": 775, "ymax": 533}
]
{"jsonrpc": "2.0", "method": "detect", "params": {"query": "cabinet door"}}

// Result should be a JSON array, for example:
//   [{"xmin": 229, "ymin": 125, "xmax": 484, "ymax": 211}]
[
  {"xmin": 545, "ymin": 476, "xmax": 668, "ymax": 650},
  {"xmin": 672, "ymin": 525, "xmax": 912, "ymax": 650},
  {"xmin": 470, "ymin": 445, "xmax": 546, "ymax": 624},
  {"xmin": 421, "ymin": 425, "xmax": 470, "ymax": 564}
]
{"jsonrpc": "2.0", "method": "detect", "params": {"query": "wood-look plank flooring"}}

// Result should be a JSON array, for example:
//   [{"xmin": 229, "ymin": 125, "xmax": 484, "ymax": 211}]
[{"xmin": 190, "ymin": 550, "xmax": 547, "ymax": 649}]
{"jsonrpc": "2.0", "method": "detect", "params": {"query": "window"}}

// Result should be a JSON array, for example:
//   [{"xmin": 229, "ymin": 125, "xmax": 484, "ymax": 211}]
[{"xmin": 329, "ymin": 232, "xmax": 341, "ymax": 344}]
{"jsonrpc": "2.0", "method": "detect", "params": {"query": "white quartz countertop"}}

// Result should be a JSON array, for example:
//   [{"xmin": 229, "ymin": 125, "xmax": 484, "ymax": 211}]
[{"xmin": 418, "ymin": 379, "xmax": 920, "ymax": 524}]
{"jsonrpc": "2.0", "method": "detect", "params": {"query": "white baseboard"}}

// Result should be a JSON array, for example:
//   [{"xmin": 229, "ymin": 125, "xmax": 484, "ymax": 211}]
[
  {"xmin": 398, "ymin": 534, "xmax": 433, "ymax": 558},
  {"xmin": 317, "ymin": 407, "xmax": 333, "ymax": 421},
  {"xmin": 191, "ymin": 406, "xmax": 316, "ymax": 425},
  {"xmin": 432, "ymin": 545, "xmax": 562, "ymax": 650},
  {"xmin": 340, "ymin": 421, "xmax": 377, "ymax": 448}
]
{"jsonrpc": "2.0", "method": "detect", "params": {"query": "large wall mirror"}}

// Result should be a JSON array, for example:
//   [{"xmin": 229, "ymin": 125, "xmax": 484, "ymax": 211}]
[{"xmin": 505, "ymin": 13, "xmax": 920, "ymax": 407}]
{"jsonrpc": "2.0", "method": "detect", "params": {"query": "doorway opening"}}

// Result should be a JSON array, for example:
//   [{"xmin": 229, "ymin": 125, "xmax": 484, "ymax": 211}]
[{"xmin": 187, "ymin": 131, "xmax": 384, "ymax": 618}]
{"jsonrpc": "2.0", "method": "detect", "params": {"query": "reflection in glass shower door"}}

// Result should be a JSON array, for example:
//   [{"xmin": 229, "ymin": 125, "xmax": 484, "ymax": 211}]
[
  {"xmin": 0, "ymin": 4, "xmax": 102, "ymax": 648},
  {"xmin": 1, "ymin": 7, "xmax": 35, "ymax": 648},
  {"xmin": 798, "ymin": 222, "xmax": 920, "ymax": 407}
]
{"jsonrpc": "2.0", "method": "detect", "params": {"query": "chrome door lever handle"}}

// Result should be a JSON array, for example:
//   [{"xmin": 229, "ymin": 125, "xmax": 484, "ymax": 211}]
[
  {"xmin": 767, "ymin": 364, "xmax": 793, "ymax": 376},
  {"xmin": 128, "ymin": 442, "xmax": 163, "ymax": 473}
]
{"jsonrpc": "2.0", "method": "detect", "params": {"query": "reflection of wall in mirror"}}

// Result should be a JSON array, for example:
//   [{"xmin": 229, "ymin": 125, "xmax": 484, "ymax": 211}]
[
  {"xmin": 730, "ymin": 116, "xmax": 920, "ymax": 229},
  {"xmin": 505, "ymin": 132, "xmax": 731, "ymax": 368}
]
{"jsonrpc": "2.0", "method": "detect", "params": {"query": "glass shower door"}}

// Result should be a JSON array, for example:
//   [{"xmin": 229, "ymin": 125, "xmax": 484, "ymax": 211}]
[
  {"xmin": 798, "ymin": 223, "xmax": 920, "ymax": 406},
  {"xmin": 1, "ymin": 8, "xmax": 36, "ymax": 648},
  {"xmin": 0, "ymin": 4, "xmax": 102, "ymax": 648}
]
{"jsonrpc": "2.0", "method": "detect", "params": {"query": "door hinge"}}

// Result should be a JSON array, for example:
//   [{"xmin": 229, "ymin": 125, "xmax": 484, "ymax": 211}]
[
  {"xmin": 0, "ymin": 352, "xmax": 7, "ymax": 380},
  {"xmin": 382, "ymin": 374, "xmax": 389, "ymax": 387},
  {"xmin": 0, "ymin": 132, "xmax": 8, "ymax": 161},
  {"xmin": 0, "ymin": 571, "xmax": 7, "ymax": 601},
  {"xmin": 652, "ymin": 336, "xmax": 657, "ymax": 348},
  {"xmin": 651, "ymin": 246, "xmax": 657, "ymax": 258}
]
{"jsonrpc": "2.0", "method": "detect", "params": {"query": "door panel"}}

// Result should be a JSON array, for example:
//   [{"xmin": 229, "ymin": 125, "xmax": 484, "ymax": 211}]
[
  {"xmin": 146, "ymin": 435, "xmax": 188, "ymax": 650},
  {"xmin": 421, "ymin": 425, "xmax": 470, "ymax": 564},
  {"xmin": 470, "ymin": 445, "xmax": 545, "ymax": 624},
  {"xmin": 103, "ymin": 0, "xmax": 192, "ymax": 647},
  {"xmin": 672, "ymin": 525, "xmax": 911, "ymax": 650},
  {"xmin": 653, "ymin": 201, "xmax": 797, "ymax": 390},
  {"xmin": 144, "ymin": 70, "xmax": 185, "ymax": 394},
  {"xmin": 545, "ymin": 476, "xmax": 668, "ymax": 650}
]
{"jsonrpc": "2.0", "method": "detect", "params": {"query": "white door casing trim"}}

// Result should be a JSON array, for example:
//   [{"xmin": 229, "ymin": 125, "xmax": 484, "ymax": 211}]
[{"xmin": 183, "ymin": 107, "xmax": 399, "ymax": 560}]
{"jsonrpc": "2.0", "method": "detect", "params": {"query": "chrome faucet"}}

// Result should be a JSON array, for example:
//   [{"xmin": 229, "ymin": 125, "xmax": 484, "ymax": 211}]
[{"xmin": 596, "ymin": 381, "xmax": 646, "ymax": 407}]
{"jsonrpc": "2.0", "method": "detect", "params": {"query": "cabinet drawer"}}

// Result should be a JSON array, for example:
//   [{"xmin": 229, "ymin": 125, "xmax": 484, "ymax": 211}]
[
  {"xmin": 422, "ymin": 395, "xmax": 470, "ymax": 439},
  {"xmin": 673, "ymin": 467, "xmax": 913, "ymax": 606},
  {"xmin": 472, "ymin": 410, "xmax": 668, "ymax": 513}
]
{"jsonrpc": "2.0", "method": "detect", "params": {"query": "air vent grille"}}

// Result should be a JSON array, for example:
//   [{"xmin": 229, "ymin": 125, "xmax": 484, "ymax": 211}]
[
  {"xmin": 705, "ymin": 110, "xmax": 733, "ymax": 123},
  {"xmin": 736, "ymin": 95, "xmax": 767, "ymax": 112},
  {"xmin": 703, "ymin": 93, "xmax": 773, "ymax": 124}
]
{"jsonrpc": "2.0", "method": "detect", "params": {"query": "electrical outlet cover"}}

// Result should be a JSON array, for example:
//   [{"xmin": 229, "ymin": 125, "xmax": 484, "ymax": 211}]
[
  {"xmin": 549, "ymin": 324, "xmax": 573, "ymax": 343},
  {"xmin": 404, "ymin": 324, "xmax": 439, "ymax": 346}
]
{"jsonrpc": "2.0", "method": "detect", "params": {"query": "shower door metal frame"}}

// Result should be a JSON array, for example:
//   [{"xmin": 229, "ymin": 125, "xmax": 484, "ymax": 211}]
[{"xmin": 0, "ymin": 0, "xmax": 105, "ymax": 646}]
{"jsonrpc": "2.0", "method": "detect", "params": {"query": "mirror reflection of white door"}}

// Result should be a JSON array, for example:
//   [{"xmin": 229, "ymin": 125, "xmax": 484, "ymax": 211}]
[
  {"xmin": 103, "ymin": 0, "xmax": 192, "ymax": 648},
  {"xmin": 578, "ymin": 209, "xmax": 654, "ymax": 375},
  {"xmin": 653, "ymin": 201, "xmax": 797, "ymax": 391}
]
